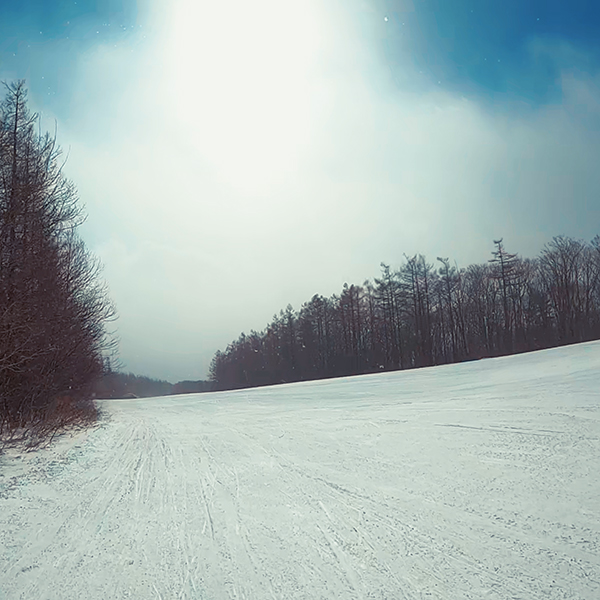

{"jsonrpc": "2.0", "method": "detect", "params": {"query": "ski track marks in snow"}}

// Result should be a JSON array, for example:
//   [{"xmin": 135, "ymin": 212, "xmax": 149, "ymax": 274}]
[{"xmin": 1, "ymin": 341, "xmax": 600, "ymax": 599}]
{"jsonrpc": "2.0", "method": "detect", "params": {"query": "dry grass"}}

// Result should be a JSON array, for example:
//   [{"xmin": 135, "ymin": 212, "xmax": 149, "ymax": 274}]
[{"xmin": 0, "ymin": 394, "xmax": 99, "ymax": 452}]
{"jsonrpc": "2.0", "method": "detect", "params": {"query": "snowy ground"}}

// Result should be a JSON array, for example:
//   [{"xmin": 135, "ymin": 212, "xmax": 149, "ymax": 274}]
[{"xmin": 1, "ymin": 342, "xmax": 600, "ymax": 600}]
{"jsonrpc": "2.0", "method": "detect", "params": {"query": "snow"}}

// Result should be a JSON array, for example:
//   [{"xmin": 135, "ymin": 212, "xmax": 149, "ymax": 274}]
[{"xmin": 1, "ymin": 342, "xmax": 600, "ymax": 599}]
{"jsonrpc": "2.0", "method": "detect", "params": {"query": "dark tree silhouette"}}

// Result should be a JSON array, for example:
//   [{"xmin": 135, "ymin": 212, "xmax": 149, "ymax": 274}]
[
  {"xmin": 489, "ymin": 239, "xmax": 520, "ymax": 353},
  {"xmin": 0, "ymin": 81, "xmax": 116, "ymax": 445},
  {"xmin": 210, "ymin": 235, "xmax": 600, "ymax": 391}
]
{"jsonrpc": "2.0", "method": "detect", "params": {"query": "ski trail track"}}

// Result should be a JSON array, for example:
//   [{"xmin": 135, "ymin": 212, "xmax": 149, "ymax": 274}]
[{"xmin": 1, "ymin": 341, "xmax": 600, "ymax": 599}]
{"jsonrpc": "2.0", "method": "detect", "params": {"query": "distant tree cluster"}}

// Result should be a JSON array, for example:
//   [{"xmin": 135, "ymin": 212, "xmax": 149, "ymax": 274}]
[
  {"xmin": 0, "ymin": 82, "xmax": 115, "ymax": 445},
  {"xmin": 93, "ymin": 372, "xmax": 173, "ymax": 399},
  {"xmin": 210, "ymin": 236, "xmax": 600, "ymax": 390},
  {"xmin": 92, "ymin": 371, "xmax": 214, "ymax": 399},
  {"xmin": 171, "ymin": 379, "xmax": 214, "ymax": 395}
]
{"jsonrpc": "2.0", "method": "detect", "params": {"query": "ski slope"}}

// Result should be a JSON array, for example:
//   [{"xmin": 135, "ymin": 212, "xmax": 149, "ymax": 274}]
[{"xmin": 1, "ymin": 342, "xmax": 600, "ymax": 599}]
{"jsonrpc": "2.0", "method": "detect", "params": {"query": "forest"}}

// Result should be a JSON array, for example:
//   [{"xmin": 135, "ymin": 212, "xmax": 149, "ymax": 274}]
[
  {"xmin": 0, "ymin": 82, "xmax": 115, "ymax": 444},
  {"xmin": 210, "ymin": 236, "xmax": 600, "ymax": 390}
]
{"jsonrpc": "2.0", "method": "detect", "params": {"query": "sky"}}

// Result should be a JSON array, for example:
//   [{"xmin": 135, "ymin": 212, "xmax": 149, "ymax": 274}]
[{"xmin": 1, "ymin": 0, "xmax": 600, "ymax": 382}]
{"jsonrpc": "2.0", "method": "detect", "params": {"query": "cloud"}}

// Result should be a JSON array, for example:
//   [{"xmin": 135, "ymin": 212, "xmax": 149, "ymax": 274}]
[{"xmin": 50, "ymin": 2, "xmax": 600, "ymax": 381}]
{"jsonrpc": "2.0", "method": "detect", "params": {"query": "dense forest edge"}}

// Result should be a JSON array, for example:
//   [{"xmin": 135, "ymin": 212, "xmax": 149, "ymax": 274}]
[
  {"xmin": 0, "ymin": 82, "xmax": 116, "ymax": 448},
  {"xmin": 210, "ymin": 235, "xmax": 600, "ymax": 391}
]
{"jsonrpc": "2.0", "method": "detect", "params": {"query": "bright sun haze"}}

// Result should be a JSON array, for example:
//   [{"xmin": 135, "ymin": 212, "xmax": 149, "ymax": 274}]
[
  {"xmin": 163, "ymin": 0, "xmax": 324, "ymax": 195},
  {"xmin": 2, "ymin": 0, "xmax": 600, "ymax": 382}
]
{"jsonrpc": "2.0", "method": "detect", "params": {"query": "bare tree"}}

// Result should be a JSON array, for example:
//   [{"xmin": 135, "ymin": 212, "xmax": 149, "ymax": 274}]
[
  {"xmin": 0, "ymin": 81, "xmax": 116, "ymax": 445},
  {"xmin": 539, "ymin": 236, "xmax": 585, "ymax": 343},
  {"xmin": 489, "ymin": 239, "xmax": 520, "ymax": 353}
]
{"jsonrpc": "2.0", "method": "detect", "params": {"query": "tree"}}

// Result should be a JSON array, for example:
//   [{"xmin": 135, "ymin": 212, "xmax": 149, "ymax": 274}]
[
  {"xmin": 338, "ymin": 283, "xmax": 366, "ymax": 373},
  {"xmin": 374, "ymin": 263, "xmax": 404, "ymax": 369},
  {"xmin": 400, "ymin": 255, "xmax": 435, "ymax": 366},
  {"xmin": 489, "ymin": 239, "xmax": 519, "ymax": 353},
  {"xmin": 539, "ymin": 236, "xmax": 599, "ymax": 344},
  {"xmin": 437, "ymin": 257, "xmax": 458, "ymax": 362},
  {"xmin": 297, "ymin": 294, "xmax": 334, "ymax": 379},
  {"xmin": 0, "ymin": 81, "xmax": 116, "ymax": 443}
]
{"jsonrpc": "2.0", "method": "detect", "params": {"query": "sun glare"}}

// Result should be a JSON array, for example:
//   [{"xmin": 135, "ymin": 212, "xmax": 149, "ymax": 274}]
[{"xmin": 163, "ymin": 0, "xmax": 325, "ymax": 194}]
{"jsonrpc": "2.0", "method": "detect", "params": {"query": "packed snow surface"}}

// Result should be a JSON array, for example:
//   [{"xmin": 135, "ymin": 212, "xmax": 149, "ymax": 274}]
[{"xmin": 1, "ymin": 342, "xmax": 600, "ymax": 599}]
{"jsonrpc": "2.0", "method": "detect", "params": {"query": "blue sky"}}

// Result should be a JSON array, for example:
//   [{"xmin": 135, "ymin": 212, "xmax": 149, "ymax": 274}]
[
  {"xmin": 2, "ymin": 0, "xmax": 600, "ymax": 381},
  {"xmin": 0, "ymin": 0, "xmax": 142, "ymax": 116},
  {"xmin": 4, "ymin": 0, "xmax": 600, "ymax": 114},
  {"xmin": 393, "ymin": 0, "xmax": 600, "ymax": 102}
]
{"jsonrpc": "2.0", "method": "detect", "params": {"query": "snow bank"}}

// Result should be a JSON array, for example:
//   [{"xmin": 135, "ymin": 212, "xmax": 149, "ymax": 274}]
[{"xmin": 1, "ymin": 341, "xmax": 599, "ymax": 599}]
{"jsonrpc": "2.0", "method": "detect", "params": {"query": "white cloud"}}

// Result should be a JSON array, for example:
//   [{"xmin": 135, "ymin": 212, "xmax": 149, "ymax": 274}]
[{"xmin": 51, "ymin": 3, "xmax": 600, "ymax": 381}]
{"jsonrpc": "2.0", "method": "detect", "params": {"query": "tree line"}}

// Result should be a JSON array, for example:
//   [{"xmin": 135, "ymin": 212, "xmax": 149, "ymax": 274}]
[
  {"xmin": 92, "ymin": 371, "xmax": 214, "ymax": 399},
  {"xmin": 210, "ymin": 236, "xmax": 600, "ymax": 390},
  {"xmin": 0, "ymin": 82, "xmax": 115, "ymax": 446}
]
